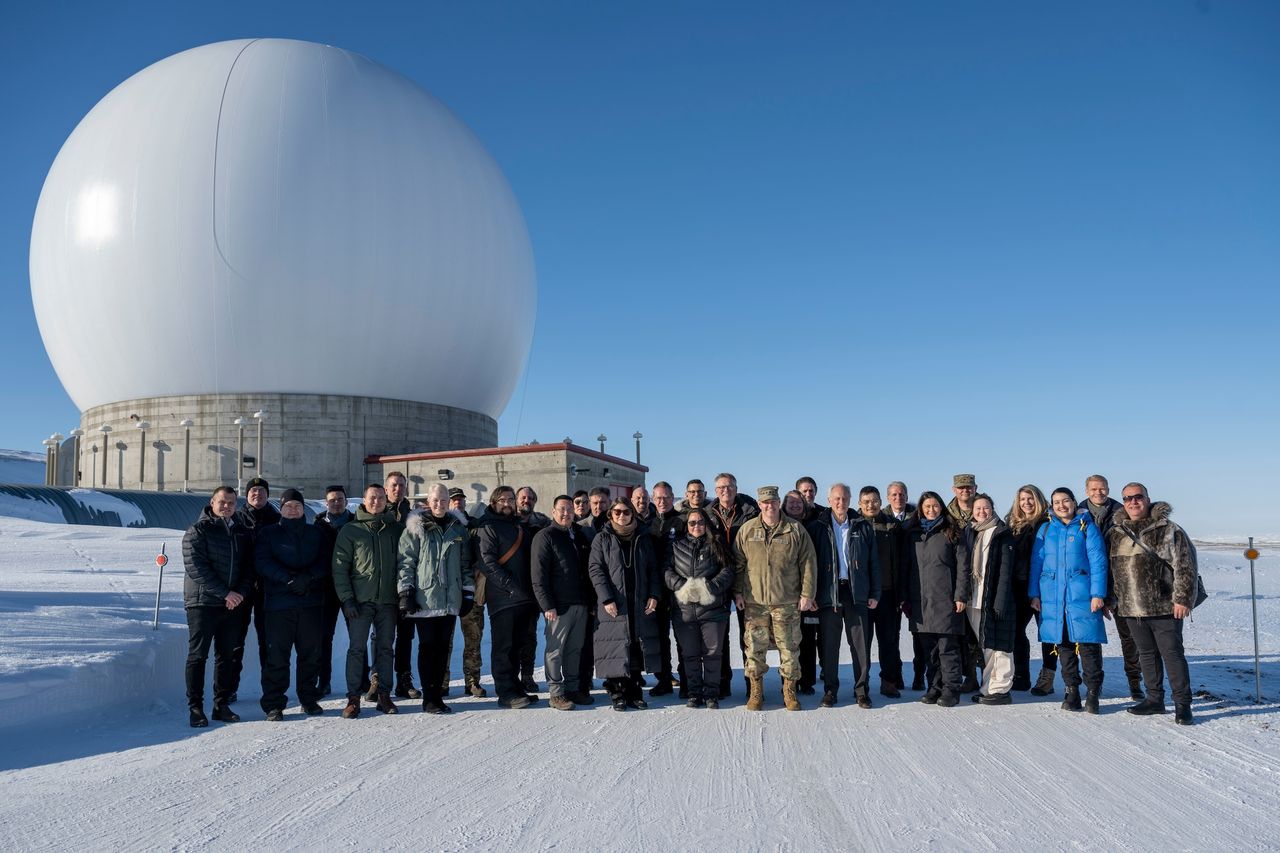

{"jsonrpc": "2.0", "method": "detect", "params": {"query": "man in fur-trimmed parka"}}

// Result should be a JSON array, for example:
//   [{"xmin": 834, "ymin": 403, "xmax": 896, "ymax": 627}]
[{"xmin": 1107, "ymin": 483, "xmax": 1198, "ymax": 726}]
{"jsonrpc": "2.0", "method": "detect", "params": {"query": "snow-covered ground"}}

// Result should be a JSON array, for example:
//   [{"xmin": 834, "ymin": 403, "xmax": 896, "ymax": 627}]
[
  {"xmin": 0, "ymin": 516, "xmax": 1276, "ymax": 851},
  {"xmin": 0, "ymin": 448, "xmax": 44, "ymax": 485}
]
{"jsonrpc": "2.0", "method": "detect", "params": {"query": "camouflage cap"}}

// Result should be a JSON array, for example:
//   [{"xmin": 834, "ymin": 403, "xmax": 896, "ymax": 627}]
[
  {"xmin": 953, "ymin": 473, "xmax": 976, "ymax": 487},
  {"xmin": 757, "ymin": 485, "xmax": 781, "ymax": 502}
]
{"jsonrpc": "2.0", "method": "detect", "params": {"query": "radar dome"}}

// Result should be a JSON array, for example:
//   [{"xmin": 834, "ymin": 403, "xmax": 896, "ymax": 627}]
[{"xmin": 30, "ymin": 38, "xmax": 536, "ymax": 420}]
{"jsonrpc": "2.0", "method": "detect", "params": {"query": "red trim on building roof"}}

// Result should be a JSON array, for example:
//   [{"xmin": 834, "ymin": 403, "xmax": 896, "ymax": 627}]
[{"xmin": 365, "ymin": 442, "xmax": 649, "ymax": 473}]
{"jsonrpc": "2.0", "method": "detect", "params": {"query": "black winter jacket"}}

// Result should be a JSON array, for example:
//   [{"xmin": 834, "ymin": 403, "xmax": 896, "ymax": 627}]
[
  {"xmin": 664, "ymin": 535, "xmax": 734, "ymax": 623},
  {"xmin": 963, "ymin": 522, "xmax": 1017, "ymax": 651},
  {"xmin": 904, "ymin": 517, "xmax": 972, "ymax": 635},
  {"xmin": 314, "ymin": 510, "xmax": 353, "ymax": 606},
  {"xmin": 530, "ymin": 524, "xmax": 591, "ymax": 612},
  {"xmin": 474, "ymin": 509, "xmax": 536, "ymax": 614},
  {"xmin": 256, "ymin": 517, "xmax": 328, "ymax": 611},
  {"xmin": 235, "ymin": 501, "xmax": 281, "ymax": 538},
  {"xmin": 806, "ymin": 509, "xmax": 882, "ymax": 609},
  {"xmin": 868, "ymin": 511, "xmax": 907, "ymax": 605},
  {"xmin": 589, "ymin": 527, "xmax": 662, "ymax": 679},
  {"xmin": 182, "ymin": 506, "xmax": 255, "ymax": 608},
  {"xmin": 705, "ymin": 495, "xmax": 760, "ymax": 548}
]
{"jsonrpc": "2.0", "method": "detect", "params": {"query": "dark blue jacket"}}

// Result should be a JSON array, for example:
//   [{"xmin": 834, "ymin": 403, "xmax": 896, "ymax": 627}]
[
  {"xmin": 806, "ymin": 508, "xmax": 882, "ymax": 608},
  {"xmin": 255, "ymin": 517, "xmax": 328, "ymax": 610}
]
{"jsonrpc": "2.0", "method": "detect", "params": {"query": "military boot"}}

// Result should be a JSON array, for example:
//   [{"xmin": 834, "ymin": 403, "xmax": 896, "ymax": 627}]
[
  {"xmin": 1029, "ymin": 667, "xmax": 1056, "ymax": 697},
  {"xmin": 466, "ymin": 678, "xmax": 488, "ymax": 698},
  {"xmin": 783, "ymin": 679, "xmax": 801, "ymax": 712},
  {"xmin": 746, "ymin": 676, "xmax": 765, "ymax": 711}
]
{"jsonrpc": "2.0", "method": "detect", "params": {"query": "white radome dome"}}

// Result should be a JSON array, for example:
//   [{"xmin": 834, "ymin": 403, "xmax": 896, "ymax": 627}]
[{"xmin": 30, "ymin": 38, "xmax": 535, "ymax": 420}]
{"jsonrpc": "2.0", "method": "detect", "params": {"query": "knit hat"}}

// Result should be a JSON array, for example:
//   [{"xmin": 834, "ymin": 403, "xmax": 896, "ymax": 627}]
[
  {"xmin": 246, "ymin": 477, "xmax": 270, "ymax": 493},
  {"xmin": 280, "ymin": 487, "xmax": 304, "ymax": 507}
]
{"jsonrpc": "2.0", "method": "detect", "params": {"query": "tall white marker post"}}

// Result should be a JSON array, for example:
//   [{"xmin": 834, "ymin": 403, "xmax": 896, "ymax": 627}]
[
  {"xmin": 153, "ymin": 544, "xmax": 168, "ymax": 631},
  {"xmin": 1245, "ymin": 539, "xmax": 1261, "ymax": 702}
]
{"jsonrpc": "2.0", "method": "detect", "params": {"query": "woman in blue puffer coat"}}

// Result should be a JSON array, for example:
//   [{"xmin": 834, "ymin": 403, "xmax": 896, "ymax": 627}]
[{"xmin": 1029, "ymin": 487, "xmax": 1109, "ymax": 714}]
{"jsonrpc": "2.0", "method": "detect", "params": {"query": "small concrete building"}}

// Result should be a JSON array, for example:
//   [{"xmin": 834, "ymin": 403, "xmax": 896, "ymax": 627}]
[{"xmin": 365, "ymin": 442, "xmax": 647, "ymax": 511}]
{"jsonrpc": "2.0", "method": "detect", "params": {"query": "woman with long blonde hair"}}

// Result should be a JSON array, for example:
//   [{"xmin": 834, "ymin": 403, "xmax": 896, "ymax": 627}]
[{"xmin": 1006, "ymin": 485, "xmax": 1050, "ymax": 694}]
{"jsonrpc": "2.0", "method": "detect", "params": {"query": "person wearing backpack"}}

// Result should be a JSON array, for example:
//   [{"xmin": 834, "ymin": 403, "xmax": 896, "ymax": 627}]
[{"xmin": 1107, "ymin": 483, "xmax": 1200, "ymax": 726}]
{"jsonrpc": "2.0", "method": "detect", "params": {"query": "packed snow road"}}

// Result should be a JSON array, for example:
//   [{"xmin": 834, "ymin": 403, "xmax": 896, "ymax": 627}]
[{"xmin": 0, "ymin": 518, "xmax": 1276, "ymax": 851}]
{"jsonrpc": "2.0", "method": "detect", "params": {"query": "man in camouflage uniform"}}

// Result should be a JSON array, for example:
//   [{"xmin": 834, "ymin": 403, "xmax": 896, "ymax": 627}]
[
  {"xmin": 440, "ymin": 487, "xmax": 487, "ymax": 697},
  {"xmin": 733, "ymin": 486, "xmax": 817, "ymax": 711}
]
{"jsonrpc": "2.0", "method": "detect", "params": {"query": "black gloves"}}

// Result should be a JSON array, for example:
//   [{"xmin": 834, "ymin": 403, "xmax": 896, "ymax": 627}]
[
  {"xmin": 287, "ymin": 578, "xmax": 308, "ymax": 596},
  {"xmin": 399, "ymin": 591, "xmax": 416, "ymax": 619},
  {"xmin": 342, "ymin": 600, "xmax": 359, "ymax": 622},
  {"xmin": 459, "ymin": 590, "xmax": 475, "ymax": 618}
]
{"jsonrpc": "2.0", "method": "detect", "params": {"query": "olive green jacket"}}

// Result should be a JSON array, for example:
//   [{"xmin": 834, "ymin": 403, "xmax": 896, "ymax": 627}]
[
  {"xmin": 732, "ymin": 515, "xmax": 817, "ymax": 605},
  {"xmin": 332, "ymin": 507, "xmax": 405, "ymax": 605}
]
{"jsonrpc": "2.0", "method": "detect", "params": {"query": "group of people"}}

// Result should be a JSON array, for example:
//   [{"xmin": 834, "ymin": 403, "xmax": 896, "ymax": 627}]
[{"xmin": 181, "ymin": 470, "xmax": 1202, "ymax": 728}]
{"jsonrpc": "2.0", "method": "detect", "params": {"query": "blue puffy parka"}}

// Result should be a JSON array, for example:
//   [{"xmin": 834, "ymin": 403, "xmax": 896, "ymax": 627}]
[{"xmin": 1029, "ymin": 514, "xmax": 1109, "ymax": 644}]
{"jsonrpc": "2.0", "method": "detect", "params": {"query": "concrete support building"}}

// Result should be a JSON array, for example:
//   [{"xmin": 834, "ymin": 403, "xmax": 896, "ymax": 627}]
[{"xmin": 366, "ymin": 442, "xmax": 647, "ymax": 512}]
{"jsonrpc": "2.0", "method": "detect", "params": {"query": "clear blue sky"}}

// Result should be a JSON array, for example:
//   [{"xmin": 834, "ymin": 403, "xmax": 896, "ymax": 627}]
[{"xmin": 1, "ymin": 1, "xmax": 1276, "ymax": 534}]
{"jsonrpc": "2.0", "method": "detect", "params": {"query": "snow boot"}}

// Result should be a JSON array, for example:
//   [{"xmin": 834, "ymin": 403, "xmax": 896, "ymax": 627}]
[
  {"xmin": 1084, "ymin": 689, "xmax": 1100, "ymax": 715},
  {"xmin": 466, "ymin": 679, "xmax": 488, "ymax": 698},
  {"xmin": 650, "ymin": 676, "xmax": 674, "ymax": 697},
  {"xmin": 979, "ymin": 692, "xmax": 1012, "ymax": 706},
  {"xmin": 920, "ymin": 688, "xmax": 941, "ymax": 705},
  {"xmin": 265, "ymin": 709, "xmax": 284, "ymax": 722},
  {"xmin": 1174, "ymin": 703, "xmax": 1194, "ymax": 725},
  {"xmin": 375, "ymin": 692, "xmax": 399, "ymax": 715},
  {"xmin": 341, "ymin": 696, "xmax": 361, "ymax": 718},
  {"xmin": 880, "ymin": 680, "xmax": 901, "ymax": 699},
  {"xmin": 548, "ymin": 695, "xmax": 575, "ymax": 711},
  {"xmin": 937, "ymin": 692, "xmax": 959, "ymax": 708},
  {"xmin": 1128, "ymin": 698, "xmax": 1167, "ymax": 716},
  {"xmin": 611, "ymin": 695, "xmax": 627, "ymax": 712},
  {"xmin": 498, "ymin": 695, "xmax": 532, "ymax": 709},
  {"xmin": 783, "ymin": 679, "xmax": 801, "ymax": 712},
  {"xmin": 394, "ymin": 678, "xmax": 422, "ymax": 700},
  {"xmin": 364, "ymin": 672, "xmax": 381, "ymax": 702},
  {"xmin": 820, "ymin": 690, "xmax": 837, "ymax": 708},
  {"xmin": 211, "ymin": 704, "xmax": 240, "ymax": 723},
  {"xmin": 1061, "ymin": 685, "xmax": 1082, "ymax": 712},
  {"xmin": 301, "ymin": 702, "xmax": 324, "ymax": 716},
  {"xmin": 189, "ymin": 707, "xmax": 208, "ymax": 728},
  {"xmin": 705, "ymin": 697, "xmax": 720, "ymax": 710},
  {"xmin": 746, "ymin": 676, "xmax": 765, "ymax": 711},
  {"xmin": 421, "ymin": 696, "xmax": 453, "ymax": 715},
  {"xmin": 1029, "ymin": 668, "xmax": 1056, "ymax": 696},
  {"xmin": 569, "ymin": 690, "xmax": 595, "ymax": 706},
  {"xmin": 687, "ymin": 697, "xmax": 706, "ymax": 709}
]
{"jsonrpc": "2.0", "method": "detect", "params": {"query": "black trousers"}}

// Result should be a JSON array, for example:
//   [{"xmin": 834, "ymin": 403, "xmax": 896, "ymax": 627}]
[
  {"xmin": 868, "ymin": 596, "xmax": 903, "ymax": 686},
  {"xmin": 1115, "ymin": 614, "xmax": 1142, "ymax": 688},
  {"xmin": 818, "ymin": 586, "xmax": 872, "ymax": 698},
  {"xmin": 490, "ymin": 604, "xmax": 537, "ymax": 701},
  {"xmin": 260, "ymin": 606, "xmax": 322, "ymax": 712},
  {"xmin": 911, "ymin": 628, "xmax": 928, "ymax": 682},
  {"xmin": 411, "ymin": 614, "xmax": 458, "ymax": 701},
  {"xmin": 1127, "ymin": 615, "xmax": 1191, "ymax": 705},
  {"xmin": 673, "ymin": 618, "xmax": 724, "ymax": 700},
  {"xmin": 186, "ymin": 605, "xmax": 243, "ymax": 708},
  {"xmin": 578, "ymin": 612, "xmax": 596, "ymax": 690},
  {"xmin": 799, "ymin": 615, "xmax": 819, "ymax": 689},
  {"xmin": 393, "ymin": 609, "xmax": 416, "ymax": 687},
  {"xmin": 655, "ymin": 597, "xmax": 682, "ymax": 681},
  {"xmin": 1057, "ymin": 626, "xmax": 1103, "ymax": 691},
  {"xmin": 719, "ymin": 608, "xmax": 749, "ymax": 691},
  {"xmin": 920, "ymin": 632, "xmax": 962, "ymax": 695},
  {"xmin": 229, "ymin": 584, "xmax": 267, "ymax": 695},
  {"xmin": 318, "ymin": 588, "xmax": 342, "ymax": 693},
  {"xmin": 521, "ymin": 612, "xmax": 539, "ymax": 683},
  {"xmin": 346, "ymin": 602, "xmax": 396, "ymax": 698}
]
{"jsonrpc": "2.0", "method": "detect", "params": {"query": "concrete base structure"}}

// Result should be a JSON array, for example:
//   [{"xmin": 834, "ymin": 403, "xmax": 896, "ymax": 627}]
[
  {"xmin": 65, "ymin": 394, "xmax": 496, "ymax": 498},
  {"xmin": 367, "ymin": 443, "xmax": 648, "ymax": 514}
]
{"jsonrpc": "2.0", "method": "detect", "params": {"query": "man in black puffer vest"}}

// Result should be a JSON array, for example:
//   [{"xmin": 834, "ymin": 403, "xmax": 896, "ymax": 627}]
[
  {"xmin": 256, "ymin": 488, "xmax": 329, "ymax": 720},
  {"xmin": 182, "ymin": 486, "xmax": 254, "ymax": 727}
]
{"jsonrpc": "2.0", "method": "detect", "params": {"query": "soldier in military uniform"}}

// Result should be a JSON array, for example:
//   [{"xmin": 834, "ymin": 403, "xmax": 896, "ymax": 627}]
[
  {"xmin": 733, "ymin": 486, "xmax": 817, "ymax": 711},
  {"xmin": 440, "ymin": 487, "xmax": 486, "ymax": 697}
]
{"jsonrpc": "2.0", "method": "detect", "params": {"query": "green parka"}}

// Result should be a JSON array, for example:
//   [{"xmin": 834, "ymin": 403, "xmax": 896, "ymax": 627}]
[{"xmin": 332, "ymin": 507, "xmax": 404, "ymax": 605}]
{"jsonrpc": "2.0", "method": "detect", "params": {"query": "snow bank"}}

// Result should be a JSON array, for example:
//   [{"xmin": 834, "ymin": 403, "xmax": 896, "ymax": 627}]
[
  {"xmin": 67, "ymin": 488, "xmax": 147, "ymax": 527},
  {"xmin": 0, "ymin": 448, "xmax": 44, "ymax": 485}
]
